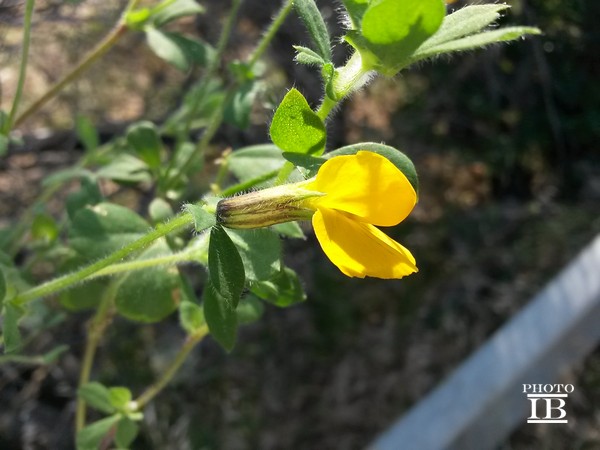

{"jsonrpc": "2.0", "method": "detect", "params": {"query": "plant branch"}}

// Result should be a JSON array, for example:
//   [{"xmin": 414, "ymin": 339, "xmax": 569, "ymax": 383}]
[
  {"xmin": 89, "ymin": 250, "xmax": 197, "ymax": 280},
  {"xmin": 75, "ymin": 282, "xmax": 118, "ymax": 432},
  {"xmin": 5, "ymin": 0, "xmax": 35, "ymax": 133},
  {"xmin": 247, "ymin": 0, "xmax": 294, "ymax": 68},
  {"xmin": 13, "ymin": 0, "xmax": 141, "ymax": 128},
  {"xmin": 11, "ymin": 212, "xmax": 194, "ymax": 307},
  {"xmin": 134, "ymin": 326, "xmax": 208, "ymax": 408}
]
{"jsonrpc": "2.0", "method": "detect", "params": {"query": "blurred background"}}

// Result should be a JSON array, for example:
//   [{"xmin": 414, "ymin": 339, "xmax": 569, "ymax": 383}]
[{"xmin": 1, "ymin": 0, "xmax": 599, "ymax": 448}]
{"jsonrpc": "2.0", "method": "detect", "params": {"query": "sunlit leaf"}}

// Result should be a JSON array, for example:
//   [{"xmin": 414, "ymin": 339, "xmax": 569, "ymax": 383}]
[{"xmin": 270, "ymin": 89, "xmax": 326, "ymax": 155}]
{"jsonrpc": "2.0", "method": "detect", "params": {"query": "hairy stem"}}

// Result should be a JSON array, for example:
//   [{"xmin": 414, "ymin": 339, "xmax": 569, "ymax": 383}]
[
  {"xmin": 12, "ymin": 212, "xmax": 194, "ymax": 306},
  {"xmin": 134, "ymin": 326, "xmax": 208, "ymax": 408},
  {"xmin": 247, "ymin": 0, "xmax": 294, "ymax": 68},
  {"xmin": 13, "ymin": 0, "xmax": 140, "ymax": 128}
]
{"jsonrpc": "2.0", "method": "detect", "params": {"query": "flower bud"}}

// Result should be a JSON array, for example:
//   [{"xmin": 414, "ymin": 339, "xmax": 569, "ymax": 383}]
[{"xmin": 216, "ymin": 183, "xmax": 322, "ymax": 229}]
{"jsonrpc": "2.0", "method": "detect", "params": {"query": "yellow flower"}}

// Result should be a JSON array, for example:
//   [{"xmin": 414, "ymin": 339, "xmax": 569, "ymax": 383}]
[
  {"xmin": 217, "ymin": 151, "xmax": 418, "ymax": 279},
  {"xmin": 303, "ymin": 151, "xmax": 418, "ymax": 279}
]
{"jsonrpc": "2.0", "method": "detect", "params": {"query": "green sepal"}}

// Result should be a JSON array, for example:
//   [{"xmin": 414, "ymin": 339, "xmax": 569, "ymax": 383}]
[{"xmin": 185, "ymin": 204, "xmax": 216, "ymax": 232}]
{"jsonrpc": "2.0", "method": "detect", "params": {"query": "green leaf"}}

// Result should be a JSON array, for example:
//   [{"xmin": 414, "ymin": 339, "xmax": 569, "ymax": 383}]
[
  {"xmin": 115, "ymin": 242, "xmax": 181, "ymax": 323},
  {"xmin": 126, "ymin": 8, "xmax": 152, "ymax": 29},
  {"xmin": 341, "ymin": 0, "xmax": 369, "ymax": 29},
  {"xmin": 78, "ymin": 382, "xmax": 116, "ymax": 414},
  {"xmin": 96, "ymin": 154, "xmax": 151, "ymax": 184},
  {"xmin": 66, "ymin": 177, "xmax": 103, "ymax": 220},
  {"xmin": 179, "ymin": 300, "xmax": 205, "ymax": 334},
  {"xmin": 271, "ymin": 221, "xmax": 305, "ymax": 239},
  {"xmin": 42, "ymin": 167, "xmax": 95, "ymax": 188},
  {"xmin": 224, "ymin": 81, "xmax": 259, "ymax": 129},
  {"xmin": 59, "ymin": 277, "xmax": 105, "ymax": 311},
  {"xmin": 109, "ymin": 387, "xmax": 132, "ymax": 410},
  {"xmin": 75, "ymin": 116, "xmax": 99, "ymax": 153},
  {"xmin": 126, "ymin": 121, "xmax": 162, "ymax": 169},
  {"xmin": 282, "ymin": 152, "xmax": 326, "ymax": 178},
  {"xmin": 145, "ymin": 28, "xmax": 211, "ymax": 71},
  {"xmin": 41, "ymin": 344, "xmax": 69, "ymax": 363},
  {"xmin": 293, "ymin": 0, "xmax": 332, "ymax": 62},
  {"xmin": 251, "ymin": 267, "xmax": 305, "ymax": 308},
  {"xmin": 76, "ymin": 415, "xmax": 121, "ymax": 450},
  {"xmin": 225, "ymin": 228, "xmax": 281, "ymax": 282},
  {"xmin": 236, "ymin": 294, "xmax": 264, "ymax": 325},
  {"xmin": 69, "ymin": 203, "xmax": 149, "ymax": 261},
  {"xmin": 417, "ymin": 4, "xmax": 511, "ymax": 51},
  {"xmin": 327, "ymin": 142, "xmax": 419, "ymax": 194},
  {"xmin": 227, "ymin": 145, "xmax": 287, "ymax": 183},
  {"xmin": 3, "ymin": 302, "xmax": 23, "ymax": 353},
  {"xmin": 412, "ymin": 26, "xmax": 542, "ymax": 62},
  {"xmin": 293, "ymin": 45, "xmax": 326, "ymax": 66},
  {"xmin": 152, "ymin": 0, "xmax": 204, "ymax": 27},
  {"xmin": 357, "ymin": 0, "xmax": 446, "ymax": 74},
  {"xmin": 31, "ymin": 213, "xmax": 59, "ymax": 244},
  {"xmin": 185, "ymin": 204, "xmax": 216, "ymax": 232},
  {"xmin": 208, "ymin": 226, "xmax": 245, "ymax": 308},
  {"xmin": 203, "ymin": 282, "xmax": 237, "ymax": 352},
  {"xmin": 270, "ymin": 89, "xmax": 326, "ymax": 155},
  {"xmin": 115, "ymin": 418, "xmax": 139, "ymax": 448}
]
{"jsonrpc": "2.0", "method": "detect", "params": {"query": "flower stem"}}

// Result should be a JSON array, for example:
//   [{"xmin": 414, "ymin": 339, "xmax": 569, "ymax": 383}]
[
  {"xmin": 134, "ymin": 326, "xmax": 208, "ymax": 408},
  {"xmin": 247, "ymin": 0, "xmax": 294, "ymax": 68},
  {"xmin": 75, "ymin": 282, "xmax": 118, "ymax": 432},
  {"xmin": 4, "ymin": 0, "xmax": 35, "ymax": 133},
  {"xmin": 13, "ymin": 0, "xmax": 141, "ymax": 128},
  {"xmin": 11, "ymin": 212, "xmax": 194, "ymax": 307}
]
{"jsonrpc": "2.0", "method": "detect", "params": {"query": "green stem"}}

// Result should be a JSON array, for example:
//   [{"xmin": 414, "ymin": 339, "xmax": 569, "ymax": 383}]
[
  {"xmin": 0, "ymin": 354, "xmax": 45, "ymax": 365},
  {"xmin": 316, "ymin": 51, "xmax": 372, "ymax": 121},
  {"xmin": 75, "ymin": 282, "xmax": 118, "ymax": 432},
  {"xmin": 11, "ymin": 212, "xmax": 194, "ymax": 307},
  {"xmin": 208, "ymin": 0, "xmax": 242, "ymax": 77},
  {"xmin": 247, "ymin": 0, "xmax": 294, "ymax": 68},
  {"xmin": 90, "ymin": 251, "xmax": 196, "ymax": 280},
  {"xmin": 5, "ymin": 0, "xmax": 35, "ymax": 133},
  {"xmin": 13, "ymin": 0, "xmax": 140, "ymax": 128},
  {"xmin": 134, "ymin": 326, "xmax": 208, "ymax": 408}
]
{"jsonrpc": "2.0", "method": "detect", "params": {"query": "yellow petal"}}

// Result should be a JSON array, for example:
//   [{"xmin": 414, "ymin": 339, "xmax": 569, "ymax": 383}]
[
  {"xmin": 312, "ymin": 208, "xmax": 418, "ymax": 279},
  {"xmin": 306, "ymin": 151, "xmax": 416, "ymax": 227}
]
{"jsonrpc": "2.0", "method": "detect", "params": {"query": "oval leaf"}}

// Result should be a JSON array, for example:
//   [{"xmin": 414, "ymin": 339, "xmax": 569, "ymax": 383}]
[
  {"xmin": 115, "ymin": 243, "xmax": 181, "ymax": 323},
  {"xmin": 203, "ymin": 282, "xmax": 237, "ymax": 352},
  {"xmin": 208, "ymin": 226, "xmax": 245, "ymax": 309},
  {"xmin": 126, "ymin": 121, "xmax": 162, "ymax": 169},
  {"xmin": 270, "ymin": 89, "xmax": 326, "ymax": 155}
]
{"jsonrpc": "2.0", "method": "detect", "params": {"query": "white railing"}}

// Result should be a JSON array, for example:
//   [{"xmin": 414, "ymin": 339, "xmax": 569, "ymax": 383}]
[{"xmin": 369, "ymin": 235, "xmax": 600, "ymax": 450}]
